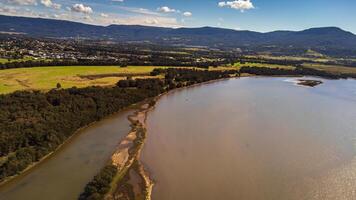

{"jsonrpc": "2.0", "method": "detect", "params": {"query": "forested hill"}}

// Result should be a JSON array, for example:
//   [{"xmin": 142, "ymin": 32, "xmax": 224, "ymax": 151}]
[{"xmin": 1, "ymin": 15, "xmax": 356, "ymax": 50}]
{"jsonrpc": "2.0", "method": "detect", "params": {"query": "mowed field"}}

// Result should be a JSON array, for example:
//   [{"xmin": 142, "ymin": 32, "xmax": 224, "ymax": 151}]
[
  {"xmin": 233, "ymin": 62, "xmax": 295, "ymax": 69},
  {"xmin": 302, "ymin": 63, "xmax": 356, "ymax": 74},
  {"xmin": 0, "ymin": 66, "xmax": 166, "ymax": 94}
]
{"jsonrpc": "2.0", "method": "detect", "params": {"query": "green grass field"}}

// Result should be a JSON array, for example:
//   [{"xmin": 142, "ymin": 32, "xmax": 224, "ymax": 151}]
[
  {"xmin": 1, "ymin": 65, "xmax": 236, "ymax": 94},
  {"xmin": 0, "ymin": 58, "xmax": 10, "ymax": 64},
  {"xmin": 4, "ymin": 63, "xmax": 352, "ymax": 95},
  {"xmin": 0, "ymin": 66, "xmax": 169, "ymax": 94},
  {"xmin": 0, "ymin": 64, "xmax": 300, "ymax": 94},
  {"xmin": 233, "ymin": 62, "xmax": 295, "ymax": 69},
  {"xmin": 0, "ymin": 56, "xmax": 50, "ymax": 64},
  {"xmin": 302, "ymin": 63, "xmax": 356, "ymax": 74},
  {"xmin": 234, "ymin": 60, "xmax": 356, "ymax": 74},
  {"xmin": 245, "ymin": 55, "xmax": 333, "ymax": 63}
]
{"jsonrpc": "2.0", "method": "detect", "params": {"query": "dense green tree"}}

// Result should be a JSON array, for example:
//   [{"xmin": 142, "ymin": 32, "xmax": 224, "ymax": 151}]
[{"xmin": 0, "ymin": 86, "xmax": 161, "ymax": 181}]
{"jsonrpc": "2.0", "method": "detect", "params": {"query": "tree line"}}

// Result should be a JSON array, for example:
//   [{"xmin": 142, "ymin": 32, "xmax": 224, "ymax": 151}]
[
  {"xmin": 238, "ymin": 56, "xmax": 356, "ymax": 68},
  {"xmin": 78, "ymin": 165, "xmax": 117, "ymax": 200},
  {"xmin": 239, "ymin": 66, "xmax": 356, "ymax": 79},
  {"xmin": 0, "ymin": 59, "xmax": 232, "ymax": 70},
  {"xmin": 118, "ymin": 68, "xmax": 240, "ymax": 90}
]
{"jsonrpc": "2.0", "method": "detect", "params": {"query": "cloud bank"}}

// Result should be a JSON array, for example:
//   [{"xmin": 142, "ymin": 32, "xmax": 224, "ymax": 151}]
[
  {"xmin": 40, "ymin": 0, "xmax": 61, "ymax": 9},
  {"xmin": 71, "ymin": 4, "xmax": 93, "ymax": 14},
  {"xmin": 218, "ymin": 0, "xmax": 254, "ymax": 12},
  {"xmin": 157, "ymin": 6, "xmax": 176, "ymax": 13}
]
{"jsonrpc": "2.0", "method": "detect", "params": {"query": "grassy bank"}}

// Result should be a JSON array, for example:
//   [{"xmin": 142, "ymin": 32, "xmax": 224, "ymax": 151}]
[{"xmin": 0, "ymin": 66, "xmax": 168, "ymax": 94}]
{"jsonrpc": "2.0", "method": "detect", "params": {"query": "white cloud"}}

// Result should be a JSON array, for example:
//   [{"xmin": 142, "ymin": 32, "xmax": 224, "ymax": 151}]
[
  {"xmin": 218, "ymin": 0, "xmax": 254, "ymax": 12},
  {"xmin": 145, "ymin": 18, "xmax": 159, "ymax": 25},
  {"xmin": 0, "ymin": 6, "xmax": 58, "ymax": 20},
  {"xmin": 183, "ymin": 12, "xmax": 192, "ymax": 17},
  {"xmin": 110, "ymin": 15, "xmax": 179, "ymax": 27},
  {"xmin": 6, "ymin": 0, "xmax": 37, "ymax": 6},
  {"xmin": 100, "ymin": 13, "xmax": 109, "ymax": 18},
  {"xmin": 0, "ymin": 4, "xmax": 180, "ymax": 28},
  {"xmin": 71, "ymin": 4, "xmax": 93, "ymax": 14},
  {"xmin": 137, "ymin": 8, "xmax": 157, "ymax": 15},
  {"xmin": 0, "ymin": 6, "xmax": 18, "ymax": 14},
  {"xmin": 112, "ymin": 0, "xmax": 123, "ymax": 2},
  {"xmin": 115, "ymin": 6, "xmax": 160, "ymax": 16},
  {"xmin": 157, "ymin": 6, "xmax": 176, "ymax": 13},
  {"xmin": 40, "ymin": 0, "xmax": 61, "ymax": 9}
]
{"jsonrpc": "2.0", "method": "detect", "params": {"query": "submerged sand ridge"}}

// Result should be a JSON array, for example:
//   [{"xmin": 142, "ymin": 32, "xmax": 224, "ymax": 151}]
[{"xmin": 105, "ymin": 101, "xmax": 155, "ymax": 200}]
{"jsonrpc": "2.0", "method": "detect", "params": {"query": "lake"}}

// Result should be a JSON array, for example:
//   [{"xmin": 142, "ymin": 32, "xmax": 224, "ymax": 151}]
[{"xmin": 141, "ymin": 77, "xmax": 356, "ymax": 200}]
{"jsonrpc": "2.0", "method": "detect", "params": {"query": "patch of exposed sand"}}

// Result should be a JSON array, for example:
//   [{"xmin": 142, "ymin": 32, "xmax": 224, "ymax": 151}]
[{"xmin": 111, "ymin": 132, "xmax": 137, "ymax": 169}]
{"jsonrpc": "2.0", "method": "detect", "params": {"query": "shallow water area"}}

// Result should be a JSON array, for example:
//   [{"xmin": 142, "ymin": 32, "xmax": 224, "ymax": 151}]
[{"xmin": 141, "ymin": 77, "xmax": 356, "ymax": 200}]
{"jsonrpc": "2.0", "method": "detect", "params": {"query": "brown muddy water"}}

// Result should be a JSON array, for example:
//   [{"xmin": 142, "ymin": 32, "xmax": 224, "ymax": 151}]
[
  {"xmin": 0, "ymin": 110, "xmax": 133, "ymax": 200},
  {"xmin": 141, "ymin": 77, "xmax": 356, "ymax": 200}
]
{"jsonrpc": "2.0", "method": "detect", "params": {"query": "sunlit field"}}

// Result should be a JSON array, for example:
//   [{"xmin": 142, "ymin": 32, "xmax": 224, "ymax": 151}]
[{"xmin": 0, "ymin": 66, "xmax": 164, "ymax": 94}]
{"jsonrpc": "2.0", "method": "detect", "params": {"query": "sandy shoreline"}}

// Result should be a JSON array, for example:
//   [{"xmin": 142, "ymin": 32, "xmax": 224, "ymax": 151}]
[{"xmin": 103, "ymin": 99, "xmax": 155, "ymax": 200}]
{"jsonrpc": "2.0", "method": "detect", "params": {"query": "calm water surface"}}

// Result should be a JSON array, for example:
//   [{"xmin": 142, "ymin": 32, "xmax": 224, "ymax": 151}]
[
  {"xmin": 141, "ymin": 77, "xmax": 356, "ymax": 200},
  {"xmin": 0, "ymin": 110, "xmax": 133, "ymax": 200}
]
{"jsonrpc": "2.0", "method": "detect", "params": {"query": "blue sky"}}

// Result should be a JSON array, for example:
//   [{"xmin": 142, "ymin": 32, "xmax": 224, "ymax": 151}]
[{"xmin": 1, "ymin": 0, "xmax": 356, "ymax": 33}]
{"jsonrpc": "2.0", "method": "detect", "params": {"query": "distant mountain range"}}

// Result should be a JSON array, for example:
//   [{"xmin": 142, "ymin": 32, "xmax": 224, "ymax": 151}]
[{"xmin": 1, "ymin": 15, "xmax": 356, "ymax": 50}]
